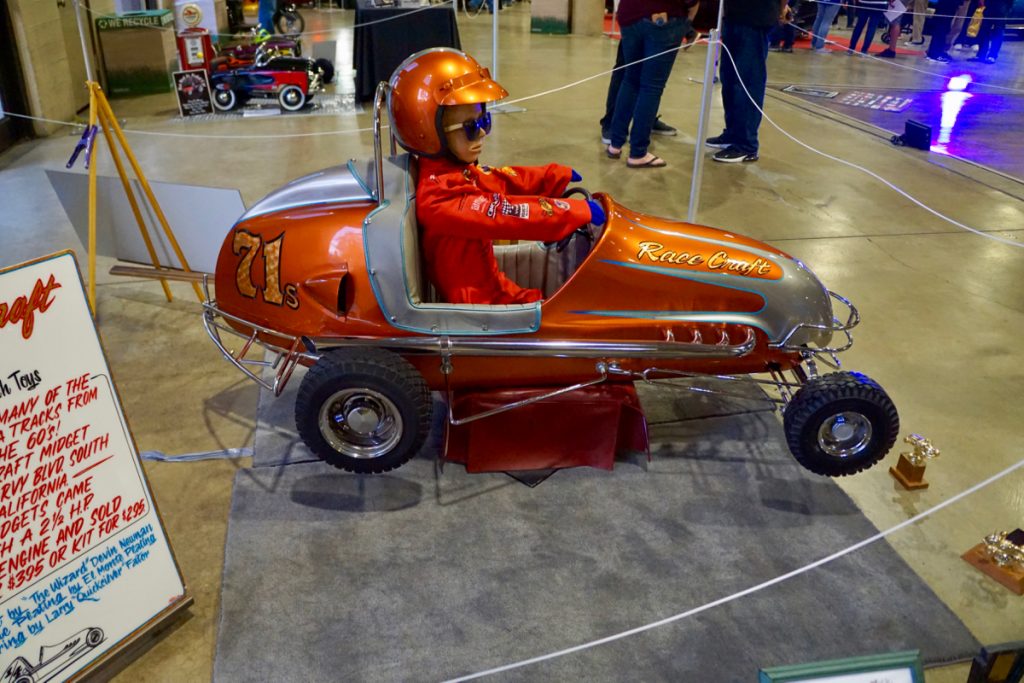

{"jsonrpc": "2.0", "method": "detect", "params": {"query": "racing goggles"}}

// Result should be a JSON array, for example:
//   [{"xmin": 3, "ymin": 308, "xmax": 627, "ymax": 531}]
[{"xmin": 443, "ymin": 111, "xmax": 492, "ymax": 141}]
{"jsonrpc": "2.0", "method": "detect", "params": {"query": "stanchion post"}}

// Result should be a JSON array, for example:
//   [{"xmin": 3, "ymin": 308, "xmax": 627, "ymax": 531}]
[{"xmin": 687, "ymin": 0, "xmax": 726, "ymax": 223}]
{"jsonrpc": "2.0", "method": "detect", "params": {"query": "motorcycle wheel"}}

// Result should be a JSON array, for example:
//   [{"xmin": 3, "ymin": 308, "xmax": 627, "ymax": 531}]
[
  {"xmin": 212, "ymin": 88, "xmax": 238, "ymax": 112},
  {"xmin": 315, "ymin": 58, "xmax": 335, "ymax": 84},
  {"xmin": 275, "ymin": 9, "xmax": 305, "ymax": 37},
  {"xmin": 783, "ymin": 371, "xmax": 899, "ymax": 477},
  {"xmin": 278, "ymin": 85, "xmax": 306, "ymax": 111},
  {"xmin": 295, "ymin": 348, "xmax": 432, "ymax": 474}
]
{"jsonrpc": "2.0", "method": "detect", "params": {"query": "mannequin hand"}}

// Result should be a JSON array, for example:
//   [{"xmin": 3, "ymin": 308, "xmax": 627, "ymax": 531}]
[
  {"xmin": 587, "ymin": 199, "xmax": 606, "ymax": 226},
  {"xmin": 571, "ymin": 169, "xmax": 582, "ymax": 182}
]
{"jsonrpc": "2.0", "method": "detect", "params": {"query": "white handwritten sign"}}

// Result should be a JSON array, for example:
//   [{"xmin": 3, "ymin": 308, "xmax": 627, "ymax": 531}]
[{"xmin": 0, "ymin": 252, "xmax": 187, "ymax": 681}]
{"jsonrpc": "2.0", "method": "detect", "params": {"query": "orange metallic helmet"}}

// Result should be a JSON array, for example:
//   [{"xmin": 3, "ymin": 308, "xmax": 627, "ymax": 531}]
[{"xmin": 387, "ymin": 48, "xmax": 508, "ymax": 157}]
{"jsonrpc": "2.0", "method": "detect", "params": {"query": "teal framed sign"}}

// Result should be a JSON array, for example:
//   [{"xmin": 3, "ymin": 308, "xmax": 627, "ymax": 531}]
[{"xmin": 759, "ymin": 650, "xmax": 924, "ymax": 683}]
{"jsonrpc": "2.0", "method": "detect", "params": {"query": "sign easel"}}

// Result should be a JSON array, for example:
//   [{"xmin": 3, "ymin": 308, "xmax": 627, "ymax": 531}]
[{"xmin": 69, "ymin": 0, "xmax": 203, "ymax": 316}]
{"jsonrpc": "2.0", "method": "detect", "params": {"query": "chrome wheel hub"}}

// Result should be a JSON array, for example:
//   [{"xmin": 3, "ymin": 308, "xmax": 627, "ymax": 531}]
[
  {"xmin": 319, "ymin": 388, "xmax": 402, "ymax": 459},
  {"xmin": 817, "ymin": 412, "xmax": 872, "ymax": 458}
]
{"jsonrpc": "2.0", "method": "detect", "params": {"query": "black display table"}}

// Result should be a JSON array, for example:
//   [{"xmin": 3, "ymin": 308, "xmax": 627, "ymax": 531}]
[{"xmin": 353, "ymin": 0, "xmax": 462, "ymax": 101}]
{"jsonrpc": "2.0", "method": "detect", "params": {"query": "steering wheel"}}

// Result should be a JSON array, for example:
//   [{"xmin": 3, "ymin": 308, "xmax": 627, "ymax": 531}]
[{"xmin": 544, "ymin": 187, "xmax": 596, "ymax": 253}]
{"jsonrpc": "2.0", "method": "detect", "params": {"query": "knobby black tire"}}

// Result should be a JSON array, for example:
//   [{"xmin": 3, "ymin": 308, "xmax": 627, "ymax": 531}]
[
  {"xmin": 315, "ymin": 58, "xmax": 335, "ymax": 84},
  {"xmin": 295, "ymin": 348, "xmax": 432, "ymax": 474},
  {"xmin": 783, "ymin": 371, "xmax": 899, "ymax": 477}
]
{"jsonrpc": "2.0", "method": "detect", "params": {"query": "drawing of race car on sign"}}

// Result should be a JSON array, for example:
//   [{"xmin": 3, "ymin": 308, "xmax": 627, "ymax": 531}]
[{"xmin": 1, "ymin": 627, "xmax": 105, "ymax": 683}]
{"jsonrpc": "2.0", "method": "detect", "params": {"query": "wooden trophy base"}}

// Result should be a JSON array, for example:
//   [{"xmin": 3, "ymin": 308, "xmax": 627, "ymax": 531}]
[
  {"xmin": 962, "ymin": 543, "xmax": 1024, "ymax": 596},
  {"xmin": 890, "ymin": 454, "xmax": 929, "ymax": 490}
]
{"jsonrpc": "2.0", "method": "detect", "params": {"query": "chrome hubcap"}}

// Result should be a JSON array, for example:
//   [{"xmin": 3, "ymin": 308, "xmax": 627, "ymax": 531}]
[
  {"xmin": 817, "ymin": 412, "xmax": 873, "ymax": 458},
  {"xmin": 283, "ymin": 89, "xmax": 300, "ymax": 106},
  {"xmin": 319, "ymin": 388, "xmax": 402, "ymax": 459}
]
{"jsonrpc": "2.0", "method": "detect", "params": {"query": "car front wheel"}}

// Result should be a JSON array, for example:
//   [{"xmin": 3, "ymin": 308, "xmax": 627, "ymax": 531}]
[
  {"xmin": 295, "ymin": 348, "xmax": 432, "ymax": 474},
  {"xmin": 783, "ymin": 371, "xmax": 899, "ymax": 477},
  {"xmin": 212, "ymin": 88, "xmax": 237, "ymax": 112}
]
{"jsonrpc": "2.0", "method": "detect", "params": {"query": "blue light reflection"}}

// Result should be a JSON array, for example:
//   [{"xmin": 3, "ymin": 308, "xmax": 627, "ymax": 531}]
[{"xmin": 930, "ymin": 74, "xmax": 973, "ymax": 155}]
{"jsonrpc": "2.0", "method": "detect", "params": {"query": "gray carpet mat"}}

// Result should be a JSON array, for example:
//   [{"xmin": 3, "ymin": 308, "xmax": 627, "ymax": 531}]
[{"xmin": 215, "ymin": 402, "xmax": 979, "ymax": 682}]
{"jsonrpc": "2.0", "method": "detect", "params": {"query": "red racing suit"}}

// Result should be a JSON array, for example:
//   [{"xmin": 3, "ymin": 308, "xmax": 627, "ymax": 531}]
[{"xmin": 416, "ymin": 156, "xmax": 592, "ymax": 305}]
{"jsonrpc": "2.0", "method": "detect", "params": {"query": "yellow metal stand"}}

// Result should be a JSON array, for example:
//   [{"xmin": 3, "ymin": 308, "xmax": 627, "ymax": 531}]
[{"xmin": 80, "ymin": 81, "xmax": 204, "ymax": 315}]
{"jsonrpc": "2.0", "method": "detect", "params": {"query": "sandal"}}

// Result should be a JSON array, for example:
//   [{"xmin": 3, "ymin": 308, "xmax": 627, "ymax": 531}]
[
  {"xmin": 606, "ymin": 145, "xmax": 622, "ymax": 159},
  {"xmin": 627, "ymin": 154, "xmax": 666, "ymax": 168}
]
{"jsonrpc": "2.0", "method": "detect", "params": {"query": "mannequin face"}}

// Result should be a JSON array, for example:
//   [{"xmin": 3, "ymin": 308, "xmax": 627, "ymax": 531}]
[{"xmin": 442, "ymin": 103, "xmax": 488, "ymax": 164}]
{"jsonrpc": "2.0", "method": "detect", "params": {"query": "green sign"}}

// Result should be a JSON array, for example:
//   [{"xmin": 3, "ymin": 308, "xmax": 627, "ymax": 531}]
[{"xmin": 95, "ymin": 10, "xmax": 173, "ymax": 31}]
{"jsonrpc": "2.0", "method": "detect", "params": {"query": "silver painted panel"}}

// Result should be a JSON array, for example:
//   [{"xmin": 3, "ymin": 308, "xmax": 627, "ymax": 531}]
[
  {"xmin": 240, "ymin": 161, "xmax": 374, "ymax": 221},
  {"xmin": 47, "ymin": 170, "xmax": 245, "ymax": 274}
]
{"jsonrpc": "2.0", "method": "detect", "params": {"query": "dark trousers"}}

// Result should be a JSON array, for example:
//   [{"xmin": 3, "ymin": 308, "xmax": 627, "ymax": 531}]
[
  {"xmin": 600, "ymin": 42, "xmax": 626, "ymax": 131},
  {"xmin": 769, "ymin": 21, "xmax": 796, "ymax": 48},
  {"xmin": 976, "ymin": 16, "xmax": 1007, "ymax": 60},
  {"xmin": 849, "ymin": 6, "xmax": 883, "ymax": 52},
  {"xmin": 609, "ymin": 17, "xmax": 685, "ymax": 157},
  {"xmin": 927, "ymin": 0, "xmax": 960, "ymax": 57},
  {"xmin": 719, "ymin": 20, "xmax": 770, "ymax": 155}
]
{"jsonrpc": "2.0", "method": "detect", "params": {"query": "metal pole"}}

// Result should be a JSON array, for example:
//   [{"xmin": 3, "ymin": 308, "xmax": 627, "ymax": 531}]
[
  {"xmin": 72, "ymin": 0, "xmax": 95, "ymax": 83},
  {"xmin": 491, "ymin": 0, "xmax": 499, "ymax": 80},
  {"xmin": 686, "ymin": 0, "xmax": 727, "ymax": 223}
]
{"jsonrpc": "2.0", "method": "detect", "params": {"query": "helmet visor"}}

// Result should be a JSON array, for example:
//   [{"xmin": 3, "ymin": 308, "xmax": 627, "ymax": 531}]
[{"xmin": 435, "ymin": 68, "xmax": 509, "ymax": 106}]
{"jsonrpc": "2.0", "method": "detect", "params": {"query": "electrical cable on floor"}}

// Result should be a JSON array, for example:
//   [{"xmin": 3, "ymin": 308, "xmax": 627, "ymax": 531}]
[
  {"xmin": 789, "ymin": 23, "xmax": 1024, "ymax": 95},
  {"xmin": 141, "ymin": 447, "xmax": 254, "ymax": 462},
  {"xmin": 443, "ymin": 455, "xmax": 1024, "ymax": 681},
  {"xmin": 713, "ymin": 39, "xmax": 1024, "ymax": 248}
]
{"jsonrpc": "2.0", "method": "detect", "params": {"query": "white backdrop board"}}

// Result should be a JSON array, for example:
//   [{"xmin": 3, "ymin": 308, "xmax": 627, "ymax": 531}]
[{"xmin": 0, "ymin": 252, "xmax": 188, "ymax": 681}]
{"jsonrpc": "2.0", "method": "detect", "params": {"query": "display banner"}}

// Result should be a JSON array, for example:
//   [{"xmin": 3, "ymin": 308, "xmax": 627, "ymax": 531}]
[{"xmin": 0, "ymin": 252, "xmax": 188, "ymax": 681}]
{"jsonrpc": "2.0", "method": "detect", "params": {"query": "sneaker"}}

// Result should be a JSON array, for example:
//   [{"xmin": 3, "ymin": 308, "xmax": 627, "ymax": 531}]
[
  {"xmin": 876, "ymin": 48, "xmax": 896, "ymax": 58},
  {"xmin": 601, "ymin": 129, "xmax": 611, "ymax": 145},
  {"xmin": 812, "ymin": 46, "xmax": 830, "ymax": 54},
  {"xmin": 651, "ymin": 116, "xmax": 677, "ymax": 136},
  {"xmin": 926, "ymin": 53, "xmax": 952, "ymax": 63},
  {"xmin": 705, "ymin": 134, "xmax": 732, "ymax": 149},
  {"xmin": 781, "ymin": 46, "xmax": 794, "ymax": 53},
  {"xmin": 768, "ymin": 45, "xmax": 782, "ymax": 52},
  {"xmin": 982, "ymin": 56, "xmax": 997, "ymax": 64},
  {"xmin": 713, "ymin": 147, "xmax": 758, "ymax": 163},
  {"xmin": 904, "ymin": 38, "xmax": 925, "ymax": 46}
]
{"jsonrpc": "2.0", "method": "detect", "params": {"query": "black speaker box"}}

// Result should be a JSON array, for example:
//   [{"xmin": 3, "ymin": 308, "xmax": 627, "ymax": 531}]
[{"xmin": 891, "ymin": 119, "xmax": 933, "ymax": 150}]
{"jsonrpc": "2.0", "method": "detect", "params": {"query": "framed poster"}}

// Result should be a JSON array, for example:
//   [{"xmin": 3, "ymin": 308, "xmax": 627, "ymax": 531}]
[
  {"xmin": 759, "ymin": 650, "xmax": 924, "ymax": 683},
  {"xmin": 173, "ymin": 69, "xmax": 213, "ymax": 118},
  {"xmin": 0, "ymin": 252, "xmax": 189, "ymax": 682}
]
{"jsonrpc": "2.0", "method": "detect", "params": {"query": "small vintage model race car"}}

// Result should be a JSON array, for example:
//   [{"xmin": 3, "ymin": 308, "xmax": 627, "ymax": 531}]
[
  {"xmin": 211, "ymin": 32, "xmax": 335, "ymax": 84},
  {"xmin": 209, "ymin": 53, "xmax": 324, "ymax": 112},
  {"xmin": 202, "ymin": 86, "xmax": 900, "ymax": 477},
  {"xmin": 1, "ymin": 627, "xmax": 104, "ymax": 683}
]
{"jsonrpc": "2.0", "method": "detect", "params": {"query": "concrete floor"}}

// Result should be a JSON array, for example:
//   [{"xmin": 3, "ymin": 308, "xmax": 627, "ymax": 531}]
[{"xmin": 1, "ymin": 6, "xmax": 1023, "ymax": 681}]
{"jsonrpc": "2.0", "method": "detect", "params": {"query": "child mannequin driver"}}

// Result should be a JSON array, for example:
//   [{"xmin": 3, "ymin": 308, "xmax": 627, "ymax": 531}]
[{"xmin": 387, "ymin": 49, "xmax": 605, "ymax": 305}]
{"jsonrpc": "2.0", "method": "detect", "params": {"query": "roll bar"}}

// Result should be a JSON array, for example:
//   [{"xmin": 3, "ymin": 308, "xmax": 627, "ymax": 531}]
[{"xmin": 372, "ymin": 81, "xmax": 397, "ymax": 205}]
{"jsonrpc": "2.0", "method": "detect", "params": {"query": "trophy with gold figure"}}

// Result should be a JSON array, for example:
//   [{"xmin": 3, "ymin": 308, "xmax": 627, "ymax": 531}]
[
  {"xmin": 889, "ymin": 434, "xmax": 939, "ymax": 490},
  {"xmin": 963, "ymin": 528, "xmax": 1024, "ymax": 596}
]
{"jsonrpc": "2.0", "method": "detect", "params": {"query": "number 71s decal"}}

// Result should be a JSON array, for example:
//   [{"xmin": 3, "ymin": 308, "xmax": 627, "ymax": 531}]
[{"xmin": 233, "ymin": 230, "xmax": 299, "ymax": 309}]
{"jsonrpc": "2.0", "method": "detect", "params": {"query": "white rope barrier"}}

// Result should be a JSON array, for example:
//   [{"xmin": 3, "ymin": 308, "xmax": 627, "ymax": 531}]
[{"xmin": 444, "ymin": 455, "xmax": 1024, "ymax": 681}]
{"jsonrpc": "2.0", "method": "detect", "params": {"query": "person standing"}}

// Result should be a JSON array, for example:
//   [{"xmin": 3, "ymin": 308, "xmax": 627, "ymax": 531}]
[
  {"xmin": 810, "ymin": 0, "xmax": 843, "ymax": 52},
  {"xmin": 258, "ymin": 0, "xmax": 276, "ymax": 34},
  {"xmin": 599, "ymin": 41, "xmax": 681, "ymax": 145},
  {"xmin": 706, "ymin": 0, "xmax": 787, "ymax": 163},
  {"xmin": 971, "ymin": 0, "xmax": 1011, "ymax": 62},
  {"xmin": 926, "ymin": 0, "xmax": 960, "ymax": 61},
  {"xmin": 848, "ymin": 0, "xmax": 887, "ymax": 53},
  {"xmin": 902, "ymin": 0, "xmax": 927, "ymax": 44},
  {"xmin": 606, "ymin": 0, "xmax": 698, "ymax": 168}
]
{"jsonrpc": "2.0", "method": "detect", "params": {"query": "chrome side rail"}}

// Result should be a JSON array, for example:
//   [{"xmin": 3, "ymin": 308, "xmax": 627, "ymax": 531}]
[{"xmin": 773, "ymin": 290, "xmax": 859, "ymax": 355}]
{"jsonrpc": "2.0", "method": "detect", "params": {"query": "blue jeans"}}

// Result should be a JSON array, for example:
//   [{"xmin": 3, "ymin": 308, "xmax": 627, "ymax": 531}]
[
  {"xmin": 718, "ymin": 21, "xmax": 769, "ymax": 156},
  {"xmin": 811, "ymin": 0, "xmax": 842, "ymax": 49},
  {"xmin": 609, "ymin": 17, "xmax": 685, "ymax": 158},
  {"xmin": 258, "ymin": 0, "xmax": 276, "ymax": 33},
  {"xmin": 849, "ymin": 6, "xmax": 883, "ymax": 52}
]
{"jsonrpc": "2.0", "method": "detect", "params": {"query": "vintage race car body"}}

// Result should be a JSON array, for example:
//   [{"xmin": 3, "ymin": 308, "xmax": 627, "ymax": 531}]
[{"xmin": 204, "ymin": 144, "xmax": 899, "ymax": 478}]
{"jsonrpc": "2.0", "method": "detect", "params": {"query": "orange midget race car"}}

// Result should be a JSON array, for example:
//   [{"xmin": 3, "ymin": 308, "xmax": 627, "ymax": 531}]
[{"xmin": 201, "ymin": 89, "xmax": 900, "ymax": 477}]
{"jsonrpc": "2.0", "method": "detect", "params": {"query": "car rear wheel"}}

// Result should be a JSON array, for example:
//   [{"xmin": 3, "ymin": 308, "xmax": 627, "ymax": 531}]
[
  {"xmin": 212, "ymin": 88, "xmax": 237, "ymax": 112},
  {"xmin": 278, "ymin": 85, "xmax": 306, "ymax": 112},
  {"xmin": 295, "ymin": 348, "xmax": 432, "ymax": 474},
  {"xmin": 86, "ymin": 627, "xmax": 104, "ymax": 647},
  {"xmin": 783, "ymin": 371, "xmax": 899, "ymax": 477}
]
